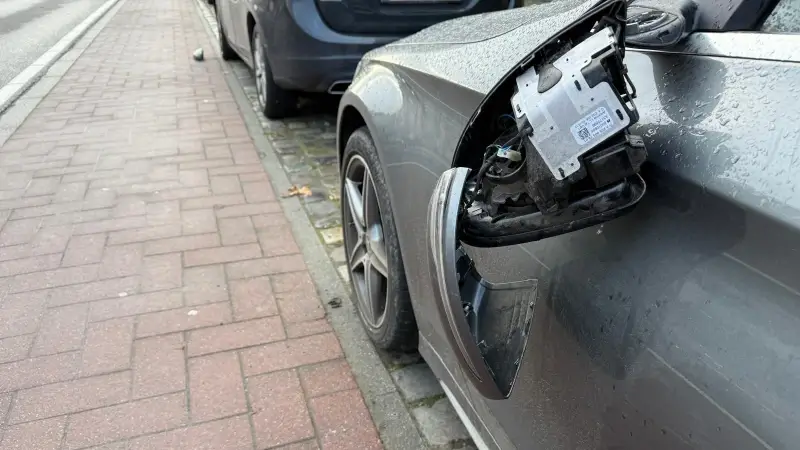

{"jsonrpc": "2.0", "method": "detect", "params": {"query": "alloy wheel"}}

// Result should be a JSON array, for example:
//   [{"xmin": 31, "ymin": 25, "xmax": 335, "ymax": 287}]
[
  {"xmin": 342, "ymin": 155, "xmax": 389, "ymax": 328},
  {"xmin": 253, "ymin": 32, "xmax": 267, "ymax": 110}
]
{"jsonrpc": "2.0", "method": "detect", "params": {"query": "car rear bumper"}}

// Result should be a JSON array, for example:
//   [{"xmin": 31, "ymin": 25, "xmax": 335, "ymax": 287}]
[{"xmin": 264, "ymin": 0, "xmax": 399, "ymax": 93}]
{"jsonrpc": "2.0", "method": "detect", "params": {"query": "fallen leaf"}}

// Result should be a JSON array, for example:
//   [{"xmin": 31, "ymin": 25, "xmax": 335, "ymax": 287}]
[{"xmin": 282, "ymin": 185, "xmax": 312, "ymax": 198}]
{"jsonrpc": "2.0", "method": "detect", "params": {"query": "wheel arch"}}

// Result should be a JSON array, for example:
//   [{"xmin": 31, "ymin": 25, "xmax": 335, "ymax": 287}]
[{"xmin": 337, "ymin": 79, "xmax": 424, "ymax": 335}]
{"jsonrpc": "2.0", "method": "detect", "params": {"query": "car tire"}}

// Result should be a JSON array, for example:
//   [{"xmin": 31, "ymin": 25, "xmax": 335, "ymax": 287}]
[
  {"xmin": 215, "ymin": 5, "xmax": 237, "ymax": 61},
  {"xmin": 340, "ymin": 127, "xmax": 418, "ymax": 351},
  {"xmin": 251, "ymin": 28, "xmax": 296, "ymax": 119}
]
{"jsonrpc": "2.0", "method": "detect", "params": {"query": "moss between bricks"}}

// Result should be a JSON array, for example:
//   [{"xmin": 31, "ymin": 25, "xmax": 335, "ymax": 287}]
[{"xmin": 407, "ymin": 393, "xmax": 447, "ymax": 409}]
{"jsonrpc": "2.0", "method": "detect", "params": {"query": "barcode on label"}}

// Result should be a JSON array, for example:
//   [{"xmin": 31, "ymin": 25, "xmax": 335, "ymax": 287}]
[{"xmin": 570, "ymin": 106, "xmax": 617, "ymax": 145}]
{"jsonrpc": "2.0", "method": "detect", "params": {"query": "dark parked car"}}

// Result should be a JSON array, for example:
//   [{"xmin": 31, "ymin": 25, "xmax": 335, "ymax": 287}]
[
  {"xmin": 337, "ymin": 0, "xmax": 800, "ymax": 448},
  {"xmin": 212, "ymin": 0, "xmax": 513, "ymax": 119}
]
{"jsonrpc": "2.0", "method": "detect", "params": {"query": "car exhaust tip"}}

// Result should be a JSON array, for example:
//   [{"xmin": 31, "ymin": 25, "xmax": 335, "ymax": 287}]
[{"xmin": 327, "ymin": 81, "xmax": 351, "ymax": 95}]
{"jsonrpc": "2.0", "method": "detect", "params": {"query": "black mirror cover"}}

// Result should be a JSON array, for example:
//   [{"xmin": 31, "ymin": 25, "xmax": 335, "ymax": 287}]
[{"xmin": 625, "ymin": 0, "xmax": 698, "ymax": 48}]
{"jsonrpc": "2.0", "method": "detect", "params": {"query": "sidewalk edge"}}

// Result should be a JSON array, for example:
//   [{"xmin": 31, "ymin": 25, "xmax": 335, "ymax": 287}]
[
  {"xmin": 0, "ymin": 0, "xmax": 125, "ymax": 117},
  {"xmin": 0, "ymin": 0, "xmax": 127, "ymax": 147},
  {"xmin": 189, "ymin": 3, "xmax": 427, "ymax": 449}
]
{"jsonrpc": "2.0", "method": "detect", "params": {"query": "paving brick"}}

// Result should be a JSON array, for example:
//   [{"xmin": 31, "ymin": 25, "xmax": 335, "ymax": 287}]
[
  {"xmin": 240, "ymin": 181, "xmax": 274, "ymax": 205},
  {"xmin": 0, "ymin": 291, "xmax": 48, "ymax": 338},
  {"xmin": 98, "ymin": 243, "xmax": 144, "ymax": 280},
  {"xmin": 0, "ymin": 334, "xmax": 34, "ymax": 364},
  {"xmin": 132, "ymin": 333, "xmax": 185, "ymax": 399},
  {"xmin": 89, "ymin": 290, "xmax": 183, "ymax": 322},
  {"xmin": 144, "ymin": 232, "xmax": 219, "ymax": 255},
  {"xmin": 271, "ymin": 271, "xmax": 316, "ymax": 293},
  {"xmin": 257, "ymin": 228, "xmax": 300, "ymax": 257},
  {"xmin": 24, "ymin": 177, "xmax": 61, "ymax": 197},
  {"xmin": 30, "ymin": 225, "xmax": 72, "ymax": 255},
  {"xmin": 62, "ymin": 233, "xmax": 107, "ymax": 266},
  {"xmin": 181, "ymin": 209, "xmax": 217, "ymax": 234},
  {"xmin": 81, "ymin": 317, "xmax": 134, "ymax": 376},
  {"xmin": 276, "ymin": 288, "xmax": 326, "ymax": 323},
  {"xmin": 219, "ymin": 216, "xmax": 257, "ymax": 245},
  {"xmin": 184, "ymin": 243, "xmax": 261, "ymax": 267},
  {"xmin": 299, "ymin": 359, "xmax": 358, "ymax": 399},
  {"xmin": 273, "ymin": 441, "xmax": 320, "ymax": 450},
  {"xmin": 183, "ymin": 264, "xmax": 228, "ymax": 305},
  {"xmin": 310, "ymin": 389, "xmax": 383, "ymax": 450},
  {"xmin": 229, "ymin": 276, "xmax": 278, "ymax": 320},
  {"xmin": 239, "ymin": 172, "xmax": 268, "ymax": 183},
  {"xmin": 210, "ymin": 175, "xmax": 242, "ymax": 194},
  {"xmin": 209, "ymin": 164, "xmax": 263, "ymax": 176},
  {"xmin": 141, "ymin": 253, "xmax": 182, "ymax": 292},
  {"xmin": 189, "ymin": 352, "xmax": 247, "ymax": 421},
  {"xmin": 31, "ymin": 303, "xmax": 89, "ymax": 356},
  {"xmin": 10, "ymin": 264, "xmax": 99, "ymax": 293},
  {"xmin": 0, "ymin": 416, "xmax": 67, "ymax": 450},
  {"xmin": 0, "ymin": 352, "xmax": 80, "ymax": 393},
  {"xmin": 136, "ymin": 302, "xmax": 232, "ymax": 338},
  {"xmin": 188, "ymin": 316, "xmax": 285, "ymax": 357},
  {"xmin": 390, "ymin": 363, "xmax": 444, "ymax": 403},
  {"xmin": 241, "ymin": 333, "xmax": 343, "ymax": 376},
  {"xmin": 128, "ymin": 415, "xmax": 253, "ymax": 450},
  {"xmin": 248, "ymin": 369, "xmax": 314, "ymax": 448},
  {"xmin": 73, "ymin": 216, "xmax": 147, "ymax": 235},
  {"xmin": 0, "ymin": 393, "xmax": 9, "ymax": 425},
  {"xmin": 181, "ymin": 193, "xmax": 244, "ymax": 210},
  {"xmin": 48, "ymin": 276, "xmax": 140, "ymax": 307},
  {"xmin": 107, "ymin": 224, "xmax": 183, "ymax": 245},
  {"xmin": 64, "ymin": 392, "xmax": 188, "ymax": 449},
  {"xmin": 0, "ymin": 218, "xmax": 42, "ymax": 246},
  {"xmin": 251, "ymin": 212, "xmax": 288, "ymax": 229},
  {"xmin": 215, "ymin": 202, "xmax": 282, "ymax": 218},
  {"xmin": 113, "ymin": 197, "xmax": 147, "ymax": 217},
  {"xmin": 285, "ymin": 319, "xmax": 333, "ymax": 339},
  {"xmin": 9, "ymin": 371, "xmax": 131, "ymax": 424},
  {"xmin": 410, "ymin": 397, "xmax": 470, "ymax": 446},
  {"xmin": 225, "ymin": 256, "xmax": 306, "ymax": 280},
  {"xmin": 179, "ymin": 169, "xmax": 210, "ymax": 187},
  {"xmin": 53, "ymin": 181, "xmax": 89, "ymax": 203},
  {"xmin": 146, "ymin": 200, "xmax": 181, "ymax": 226},
  {"xmin": 1, "ymin": 253, "xmax": 62, "ymax": 279}
]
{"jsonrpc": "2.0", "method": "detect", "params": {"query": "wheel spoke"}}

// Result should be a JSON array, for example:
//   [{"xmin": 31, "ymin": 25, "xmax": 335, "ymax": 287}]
[
  {"xmin": 348, "ymin": 236, "xmax": 367, "ymax": 270},
  {"xmin": 364, "ymin": 259, "xmax": 386, "ymax": 323},
  {"xmin": 363, "ymin": 174, "xmax": 380, "ymax": 230},
  {"xmin": 344, "ymin": 178, "xmax": 365, "ymax": 232},
  {"xmin": 368, "ymin": 229, "xmax": 388, "ymax": 277}
]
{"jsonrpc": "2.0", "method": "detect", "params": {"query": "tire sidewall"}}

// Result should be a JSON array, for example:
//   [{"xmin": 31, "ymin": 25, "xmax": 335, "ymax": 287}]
[{"xmin": 340, "ymin": 128, "xmax": 416, "ymax": 350}]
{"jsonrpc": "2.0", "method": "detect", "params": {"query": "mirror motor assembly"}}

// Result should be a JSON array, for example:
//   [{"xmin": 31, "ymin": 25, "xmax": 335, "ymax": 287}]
[{"xmin": 461, "ymin": 24, "xmax": 647, "ymax": 247}]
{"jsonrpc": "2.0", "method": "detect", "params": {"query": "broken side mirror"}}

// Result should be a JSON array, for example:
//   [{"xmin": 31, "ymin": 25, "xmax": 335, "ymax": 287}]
[
  {"xmin": 426, "ymin": 0, "xmax": 646, "ymax": 400},
  {"xmin": 625, "ymin": 0, "xmax": 698, "ymax": 48}
]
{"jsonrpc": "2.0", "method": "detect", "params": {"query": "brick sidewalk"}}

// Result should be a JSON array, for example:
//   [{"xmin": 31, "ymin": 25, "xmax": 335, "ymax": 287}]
[{"xmin": 0, "ymin": 0, "xmax": 383, "ymax": 449}]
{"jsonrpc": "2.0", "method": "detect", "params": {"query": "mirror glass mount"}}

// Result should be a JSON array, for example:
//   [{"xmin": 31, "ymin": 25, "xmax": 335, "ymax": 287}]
[{"xmin": 625, "ymin": 0, "xmax": 698, "ymax": 48}]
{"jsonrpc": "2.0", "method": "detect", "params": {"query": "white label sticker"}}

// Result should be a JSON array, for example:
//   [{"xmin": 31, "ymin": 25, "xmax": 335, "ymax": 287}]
[{"xmin": 570, "ymin": 106, "xmax": 615, "ymax": 145}]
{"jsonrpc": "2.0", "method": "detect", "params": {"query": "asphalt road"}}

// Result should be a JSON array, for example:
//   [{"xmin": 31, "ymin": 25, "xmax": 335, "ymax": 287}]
[{"xmin": 0, "ymin": 0, "xmax": 109, "ymax": 86}]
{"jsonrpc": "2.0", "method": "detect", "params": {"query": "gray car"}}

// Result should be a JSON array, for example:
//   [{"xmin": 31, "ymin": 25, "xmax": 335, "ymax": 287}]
[
  {"xmin": 212, "ymin": 0, "xmax": 512, "ymax": 119},
  {"xmin": 336, "ymin": 0, "xmax": 800, "ymax": 448}
]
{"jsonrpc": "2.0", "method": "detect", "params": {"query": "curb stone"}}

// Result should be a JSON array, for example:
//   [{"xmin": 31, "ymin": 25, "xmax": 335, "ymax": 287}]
[
  {"xmin": 191, "ymin": 1, "xmax": 476, "ymax": 448},
  {"xmin": 0, "ymin": 0, "xmax": 125, "ymax": 118}
]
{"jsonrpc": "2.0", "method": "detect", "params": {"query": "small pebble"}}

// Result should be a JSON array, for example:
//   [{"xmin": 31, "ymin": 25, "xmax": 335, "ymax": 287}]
[{"xmin": 193, "ymin": 48, "xmax": 204, "ymax": 61}]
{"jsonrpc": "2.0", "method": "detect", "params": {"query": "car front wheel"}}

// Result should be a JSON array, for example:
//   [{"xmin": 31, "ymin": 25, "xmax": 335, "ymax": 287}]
[
  {"xmin": 251, "ymin": 28, "xmax": 296, "ymax": 119},
  {"xmin": 341, "ymin": 127, "xmax": 417, "ymax": 351}
]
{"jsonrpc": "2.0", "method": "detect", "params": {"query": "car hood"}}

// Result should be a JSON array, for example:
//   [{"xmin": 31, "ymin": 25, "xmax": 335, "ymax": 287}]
[{"xmin": 360, "ymin": 0, "xmax": 602, "ymax": 95}]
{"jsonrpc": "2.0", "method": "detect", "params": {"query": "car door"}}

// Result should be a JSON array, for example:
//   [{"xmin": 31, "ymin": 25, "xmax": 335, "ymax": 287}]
[{"xmin": 426, "ymin": 0, "xmax": 800, "ymax": 449}]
